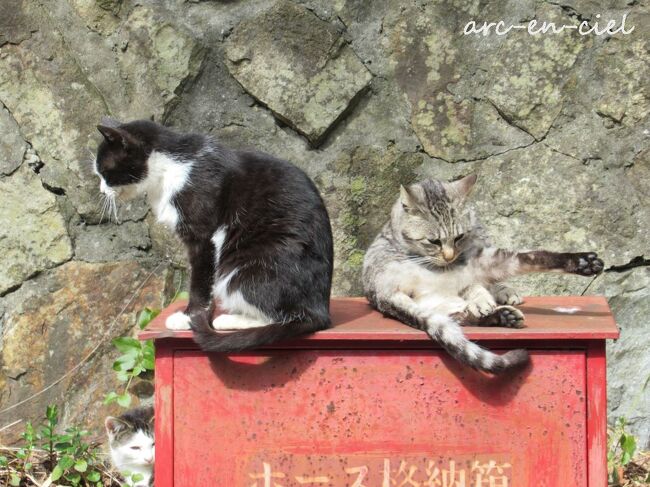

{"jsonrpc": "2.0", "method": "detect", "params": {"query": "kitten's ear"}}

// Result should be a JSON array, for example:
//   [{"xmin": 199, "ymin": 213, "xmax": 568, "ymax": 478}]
[
  {"xmin": 105, "ymin": 416, "xmax": 128, "ymax": 438},
  {"xmin": 399, "ymin": 184, "xmax": 419, "ymax": 210},
  {"xmin": 445, "ymin": 173, "xmax": 477, "ymax": 202},
  {"xmin": 97, "ymin": 125, "xmax": 137, "ymax": 149}
]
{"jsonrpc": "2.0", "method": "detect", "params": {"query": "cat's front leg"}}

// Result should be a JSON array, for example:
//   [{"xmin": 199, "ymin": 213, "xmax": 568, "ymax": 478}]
[
  {"xmin": 490, "ymin": 283, "xmax": 523, "ymax": 306},
  {"xmin": 166, "ymin": 240, "xmax": 215, "ymax": 331},
  {"xmin": 479, "ymin": 305, "xmax": 526, "ymax": 329},
  {"xmin": 462, "ymin": 284, "xmax": 497, "ymax": 318},
  {"xmin": 518, "ymin": 251, "xmax": 604, "ymax": 276}
]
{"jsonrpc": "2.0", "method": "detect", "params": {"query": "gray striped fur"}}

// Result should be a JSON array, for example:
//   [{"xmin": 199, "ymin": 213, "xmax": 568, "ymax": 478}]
[{"xmin": 363, "ymin": 175, "xmax": 604, "ymax": 374}]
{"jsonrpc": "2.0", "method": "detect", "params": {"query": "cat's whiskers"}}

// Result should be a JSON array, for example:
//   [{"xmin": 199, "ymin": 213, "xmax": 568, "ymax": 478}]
[
  {"xmin": 98, "ymin": 194, "xmax": 109, "ymax": 224},
  {"xmin": 99, "ymin": 189, "xmax": 120, "ymax": 224}
]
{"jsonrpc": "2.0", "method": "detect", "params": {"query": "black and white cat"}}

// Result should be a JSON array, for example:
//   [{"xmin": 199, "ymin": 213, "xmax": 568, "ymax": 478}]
[
  {"xmin": 105, "ymin": 406, "xmax": 154, "ymax": 487},
  {"xmin": 94, "ymin": 120, "xmax": 334, "ymax": 351}
]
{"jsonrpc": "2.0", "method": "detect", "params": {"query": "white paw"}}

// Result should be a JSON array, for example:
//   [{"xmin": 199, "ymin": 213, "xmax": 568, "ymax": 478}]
[
  {"xmin": 212, "ymin": 314, "xmax": 267, "ymax": 330},
  {"xmin": 494, "ymin": 286, "xmax": 523, "ymax": 306},
  {"xmin": 466, "ymin": 295, "xmax": 497, "ymax": 318},
  {"xmin": 165, "ymin": 311, "xmax": 192, "ymax": 330}
]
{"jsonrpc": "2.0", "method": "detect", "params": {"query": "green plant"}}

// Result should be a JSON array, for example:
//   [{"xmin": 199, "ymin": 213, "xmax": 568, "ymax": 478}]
[
  {"xmin": 39, "ymin": 405, "xmax": 59, "ymax": 471},
  {"xmin": 123, "ymin": 470, "xmax": 145, "ymax": 485},
  {"xmin": 12, "ymin": 421, "xmax": 36, "ymax": 485},
  {"xmin": 0, "ymin": 405, "xmax": 110, "ymax": 486},
  {"xmin": 46, "ymin": 406, "xmax": 103, "ymax": 486},
  {"xmin": 104, "ymin": 307, "xmax": 159, "ymax": 408},
  {"xmin": 608, "ymin": 417, "xmax": 638, "ymax": 485},
  {"xmin": 104, "ymin": 290, "xmax": 188, "ymax": 409}
]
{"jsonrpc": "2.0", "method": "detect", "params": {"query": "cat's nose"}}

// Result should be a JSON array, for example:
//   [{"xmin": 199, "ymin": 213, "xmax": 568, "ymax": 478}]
[{"xmin": 442, "ymin": 246, "xmax": 455, "ymax": 262}]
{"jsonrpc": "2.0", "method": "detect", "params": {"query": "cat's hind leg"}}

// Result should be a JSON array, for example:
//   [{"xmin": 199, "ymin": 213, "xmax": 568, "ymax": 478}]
[
  {"xmin": 212, "ymin": 314, "xmax": 269, "ymax": 330},
  {"xmin": 490, "ymin": 283, "xmax": 523, "ymax": 306},
  {"xmin": 373, "ymin": 291, "xmax": 528, "ymax": 373}
]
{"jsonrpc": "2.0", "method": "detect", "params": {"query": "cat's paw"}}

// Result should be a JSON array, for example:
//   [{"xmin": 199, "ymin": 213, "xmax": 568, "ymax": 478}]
[
  {"xmin": 465, "ymin": 294, "xmax": 497, "ymax": 318},
  {"xmin": 494, "ymin": 305, "xmax": 525, "ymax": 328},
  {"xmin": 567, "ymin": 252, "xmax": 604, "ymax": 276},
  {"xmin": 165, "ymin": 311, "xmax": 192, "ymax": 330},
  {"xmin": 212, "ymin": 314, "xmax": 267, "ymax": 330},
  {"xmin": 493, "ymin": 285, "xmax": 523, "ymax": 306}
]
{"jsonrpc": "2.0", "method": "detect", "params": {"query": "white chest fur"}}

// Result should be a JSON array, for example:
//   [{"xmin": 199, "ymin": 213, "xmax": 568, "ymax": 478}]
[{"xmin": 139, "ymin": 151, "xmax": 193, "ymax": 230}]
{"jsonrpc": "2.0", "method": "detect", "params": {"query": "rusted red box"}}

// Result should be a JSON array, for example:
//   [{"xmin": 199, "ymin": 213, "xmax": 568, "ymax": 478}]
[{"xmin": 140, "ymin": 296, "xmax": 618, "ymax": 487}]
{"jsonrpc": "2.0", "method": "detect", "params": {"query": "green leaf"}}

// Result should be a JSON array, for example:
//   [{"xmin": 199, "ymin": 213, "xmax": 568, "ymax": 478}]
[
  {"xmin": 67, "ymin": 471, "xmax": 81, "ymax": 484},
  {"xmin": 138, "ymin": 307, "xmax": 161, "ymax": 330},
  {"xmin": 116, "ymin": 350, "xmax": 140, "ymax": 365},
  {"xmin": 112, "ymin": 337, "xmax": 141, "ymax": 353},
  {"xmin": 131, "ymin": 472, "xmax": 144, "ymax": 481},
  {"xmin": 131, "ymin": 365, "xmax": 145, "ymax": 377},
  {"xmin": 87, "ymin": 470, "xmax": 101, "ymax": 482},
  {"xmin": 117, "ymin": 392, "xmax": 132, "ymax": 408},
  {"xmin": 142, "ymin": 341, "xmax": 155, "ymax": 370},
  {"xmin": 46, "ymin": 404, "xmax": 58, "ymax": 423},
  {"xmin": 620, "ymin": 433, "xmax": 636, "ymax": 465},
  {"xmin": 116, "ymin": 370, "xmax": 131, "ymax": 383},
  {"xmin": 51, "ymin": 465, "xmax": 64, "ymax": 481},
  {"xmin": 103, "ymin": 391, "xmax": 119, "ymax": 405},
  {"xmin": 55, "ymin": 440, "xmax": 73, "ymax": 451},
  {"xmin": 0, "ymin": 455, "xmax": 7, "ymax": 466},
  {"xmin": 9, "ymin": 473, "xmax": 21, "ymax": 486},
  {"xmin": 114, "ymin": 354, "xmax": 138, "ymax": 372},
  {"xmin": 74, "ymin": 459, "xmax": 88, "ymax": 472},
  {"xmin": 59, "ymin": 455, "xmax": 75, "ymax": 469}
]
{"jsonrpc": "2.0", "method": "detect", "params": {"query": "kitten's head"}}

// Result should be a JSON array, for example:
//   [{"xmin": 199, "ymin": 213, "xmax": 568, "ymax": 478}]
[
  {"xmin": 105, "ymin": 406, "xmax": 155, "ymax": 473},
  {"xmin": 94, "ymin": 120, "xmax": 151, "ymax": 199},
  {"xmin": 392, "ymin": 174, "xmax": 478, "ymax": 266}
]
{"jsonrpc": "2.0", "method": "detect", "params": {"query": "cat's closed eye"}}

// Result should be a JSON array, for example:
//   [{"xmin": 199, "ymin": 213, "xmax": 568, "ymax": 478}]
[
  {"xmin": 130, "ymin": 446, "xmax": 141, "ymax": 450},
  {"xmin": 454, "ymin": 233, "xmax": 465, "ymax": 243},
  {"xmin": 427, "ymin": 238, "xmax": 442, "ymax": 246}
]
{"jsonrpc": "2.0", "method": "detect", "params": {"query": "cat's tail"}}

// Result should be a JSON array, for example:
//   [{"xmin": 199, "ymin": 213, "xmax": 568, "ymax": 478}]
[
  {"xmin": 377, "ymin": 301, "xmax": 529, "ymax": 374},
  {"xmin": 427, "ymin": 314, "xmax": 529, "ymax": 374},
  {"xmin": 189, "ymin": 313, "xmax": 330, "ymax": 352}
]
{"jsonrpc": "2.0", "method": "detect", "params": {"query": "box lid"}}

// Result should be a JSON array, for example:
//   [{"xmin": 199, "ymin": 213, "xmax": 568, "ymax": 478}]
[{"xmin": 139, "ymin": 296, "xmax": 619, "ymax": 344}]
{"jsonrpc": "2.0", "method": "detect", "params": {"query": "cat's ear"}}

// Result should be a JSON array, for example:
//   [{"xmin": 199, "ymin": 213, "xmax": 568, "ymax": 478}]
[
  {"xmin": 105, "ymin": 416, "xmax": 128, "ymax": 438},
  {"xmin": 399, "ymin": 184, "xmax": 420, "ymax": 210},
  {"xmin": 445, "ymin": 173, "xmax": 477, "ymax": 202},
  {"xmin": 97, "ymin": 125, "xmax": 137, "ymax": 149}
]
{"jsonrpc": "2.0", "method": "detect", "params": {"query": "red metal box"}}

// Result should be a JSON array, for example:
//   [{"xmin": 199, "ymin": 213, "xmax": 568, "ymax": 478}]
[{"xmin": 140, "ymin": 296, "xmax": 618, "ymax": 487}]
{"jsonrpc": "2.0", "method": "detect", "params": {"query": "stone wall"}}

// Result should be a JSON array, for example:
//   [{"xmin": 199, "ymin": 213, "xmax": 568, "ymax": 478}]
[{"xmin": 0, "ymin": 0, "xmax": 648, "ymax": 445}]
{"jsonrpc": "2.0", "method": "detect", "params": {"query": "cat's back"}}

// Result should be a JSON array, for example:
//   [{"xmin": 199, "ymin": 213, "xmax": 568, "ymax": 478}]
[{"xmin": 225, "ymin": 149, "xmax": 329, "ymax": 216}]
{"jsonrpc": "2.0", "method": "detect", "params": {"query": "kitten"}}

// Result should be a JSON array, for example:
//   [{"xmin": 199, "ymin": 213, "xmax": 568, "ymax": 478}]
[
  {"xmin": 94, "ymin": 120, "xmax": 333, "ymax": 351},
  {"xmin": 105, "ymin": 406, "xmax": 154, "ymax": 487},
  {"xmin": 362, "ymin": 174, "xmax": 604, "ymax": 374}
]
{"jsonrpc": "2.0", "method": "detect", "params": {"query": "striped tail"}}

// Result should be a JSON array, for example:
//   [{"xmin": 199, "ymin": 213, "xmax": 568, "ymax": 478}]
[{"xmin": 375, "ymin": 300, "xmax": 529, "ymax": 374}]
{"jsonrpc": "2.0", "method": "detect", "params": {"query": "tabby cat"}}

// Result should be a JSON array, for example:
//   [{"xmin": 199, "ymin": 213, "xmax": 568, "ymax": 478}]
[
  {"xmin": 94, "ymin": 120, "xmax": 333, "ymax": 351},
  {"xmin": 362, "ymin": 174, "xmax": 604, "ymax": 374},
  {"xmin": 105, "ymin": 406, "xmax": 154, "ymax": 487}
]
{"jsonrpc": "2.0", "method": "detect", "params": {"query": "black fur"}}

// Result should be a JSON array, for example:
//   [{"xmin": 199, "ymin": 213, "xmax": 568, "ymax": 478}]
[{"xmin": 95, "ymin": 120, "xmax": 334, "ymax": 351}]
